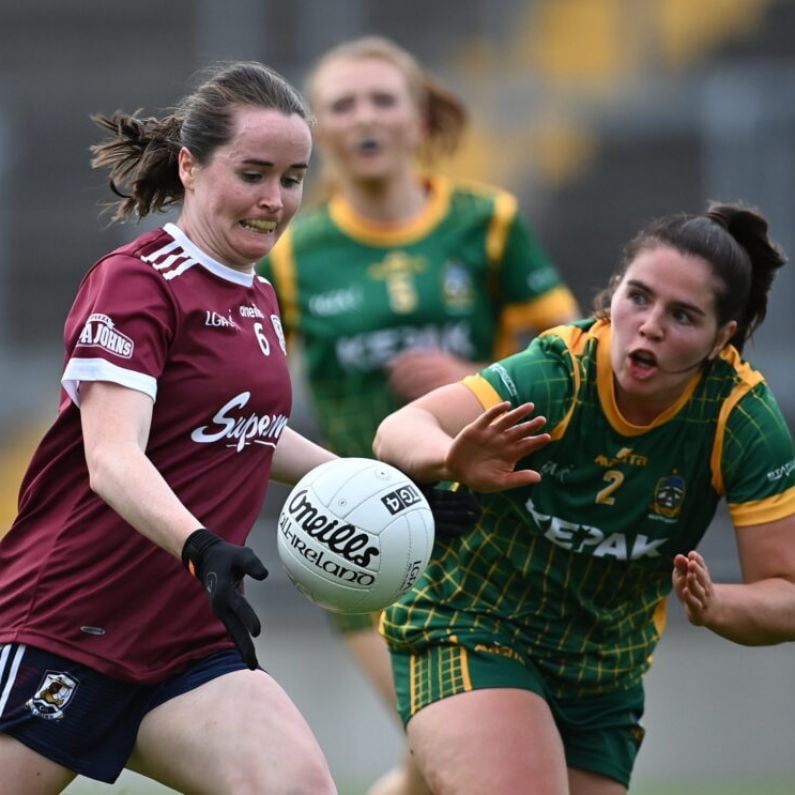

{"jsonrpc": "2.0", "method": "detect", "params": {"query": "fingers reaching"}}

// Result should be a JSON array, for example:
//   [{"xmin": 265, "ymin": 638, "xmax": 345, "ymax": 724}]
[
  {"xmin": 446, "ymin": 401, "xmax": 550, "ymax": 493},
  {"xmin": 672, "ymin": 550, "xmax": 714, "ymax": 626}
]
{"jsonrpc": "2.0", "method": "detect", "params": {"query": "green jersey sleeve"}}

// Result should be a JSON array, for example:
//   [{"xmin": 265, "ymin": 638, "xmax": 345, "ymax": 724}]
[
  {"xmin": 498, "ymin": 211, "xmax": 564, "ymax": 301},
  {"xmin": 721, "ymin": 381, "xmax": 795, "ymax": 525},
  {"xmin": 467, "ymin": 331, "xmax": 579, "ymax": 434},
  {"xmin": 488, "ymin": 197, "xmax": 579, "ymax": 357}
]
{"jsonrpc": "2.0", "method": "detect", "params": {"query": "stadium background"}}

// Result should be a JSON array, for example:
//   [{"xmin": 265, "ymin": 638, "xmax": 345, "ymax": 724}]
[{"xmin": 0, "ymin": 1, "xmax": 793, "ymax": 792}]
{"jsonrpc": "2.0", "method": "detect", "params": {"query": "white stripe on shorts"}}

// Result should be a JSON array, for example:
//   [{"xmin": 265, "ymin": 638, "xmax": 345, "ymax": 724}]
[{"xmin": 0, "ymin": 644, "xmax": 26, "ymax": 716}]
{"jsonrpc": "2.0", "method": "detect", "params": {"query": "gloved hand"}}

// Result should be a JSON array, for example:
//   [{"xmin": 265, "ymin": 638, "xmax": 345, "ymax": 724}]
[
  {"xmin": 182, "ymin": 528, "xmax": 268, "ymax": 670},
  {"xmin": 415, "ymin": 483, "xmax": 481, "ymax": 538}
]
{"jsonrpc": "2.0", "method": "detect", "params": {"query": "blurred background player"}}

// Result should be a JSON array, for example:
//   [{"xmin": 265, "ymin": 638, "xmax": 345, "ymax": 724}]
[
  {"xmin": 0, "ymin": 61, "xmax": 339, "ymax": 794},
  {"xmin": 258, "ymin": 34, "xmax": 580, "ymax": 795},
  {"xmin": 374, "ymin": 202, "xmax": 795, "ymax": 795}
]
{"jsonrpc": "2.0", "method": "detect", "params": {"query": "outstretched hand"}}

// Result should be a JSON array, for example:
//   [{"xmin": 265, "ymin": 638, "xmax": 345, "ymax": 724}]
[
  {"xmin": 672, "ymin": 550, "xmax": 715, "ymax": 627},
  {"xmin": 182, "ymin": 528, "xmax": 268, "ymax": 669},
  {"xmin": 445, "ymin": 401, "xmax": 550, "ymax": 493}
]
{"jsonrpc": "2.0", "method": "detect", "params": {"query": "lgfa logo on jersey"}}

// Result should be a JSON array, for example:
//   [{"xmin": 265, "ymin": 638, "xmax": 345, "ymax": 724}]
[
  {"xmin": 205, "ymin": 310, "xmax": 239, "ymax": 329},
  {"xmin": 76, "ymin": 313, "xmax": 133, "ymax": 359},
  {"xmin": 26, "ymin": 671, "xmax": 79, "ymax": 720}
]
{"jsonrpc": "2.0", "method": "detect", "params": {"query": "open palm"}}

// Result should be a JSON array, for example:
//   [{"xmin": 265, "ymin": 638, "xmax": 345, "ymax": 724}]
[{"xmin": 446, "ymin": 401, "xmax": 550, "ymax": 493}]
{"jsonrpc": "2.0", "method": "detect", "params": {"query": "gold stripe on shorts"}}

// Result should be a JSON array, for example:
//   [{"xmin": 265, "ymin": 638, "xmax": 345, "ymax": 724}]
[{"xmin": 410, "ymin": 641, "xmax": 473, "ymax": 716}]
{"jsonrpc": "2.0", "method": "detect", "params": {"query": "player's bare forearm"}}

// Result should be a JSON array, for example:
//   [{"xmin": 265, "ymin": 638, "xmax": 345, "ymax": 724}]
[
  {"xmin": 674, "ymin": 551, "xmax": 795, "ymax": 645},
  {"xmin": 272, "ymin": 426, "xmax": 337, "ymax": 486},
  {"xmin": 87, "ymin": 439, "xmax": 202, "ymax": 558},
  {"xmin": 699, "ymin": 579, "xmax": 795, "ymax": 645},
  {"xmin": 374, "ymin": 404, "xmax": 455, "ymax": 484}
]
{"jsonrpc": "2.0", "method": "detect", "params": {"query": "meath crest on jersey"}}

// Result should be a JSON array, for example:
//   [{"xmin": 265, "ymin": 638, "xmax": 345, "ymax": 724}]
[
  {"xmin": 26, "ymin": 671, "xmax": 79, "ymax": 720},
  {"xmin": 442, "ymin": 260, "xmax": 474, "ymax": 312},
  {"xmin": 76, "ymin": 313, "xmax": 134, "ymax": 359},
  {"xmin": 650, "ymin": 473, "xmax": 686, "ymax": 519},
  {"xmin": 369, "ymin": 252, "xmax": 424, "ymax": 314}
]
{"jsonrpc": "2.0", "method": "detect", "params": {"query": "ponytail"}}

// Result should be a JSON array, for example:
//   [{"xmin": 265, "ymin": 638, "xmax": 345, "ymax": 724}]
[
  {"xmin": 90, "ymin": 112, "xmax": 183, "ymax": 221},
  {"xmin": 89, "ymin": 60, "xmax": 310, "ymax": 223},
  {"xmin": 703, "ymin": 203, "xmax": 786, "ymax": 352}
]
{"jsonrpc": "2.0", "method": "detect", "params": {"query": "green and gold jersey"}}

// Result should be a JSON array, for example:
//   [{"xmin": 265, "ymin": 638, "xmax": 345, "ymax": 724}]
[
  {"xmin": 383, "ymin": 318, "xmax": 795, "ymax": 698},
  {"xmin": 258, "ymin": 175, "xmax": 577, "ymax": 457}
]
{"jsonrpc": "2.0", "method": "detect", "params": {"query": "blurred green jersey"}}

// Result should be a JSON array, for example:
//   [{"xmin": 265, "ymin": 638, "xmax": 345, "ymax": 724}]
[{"xmin": 258, "ymin": 175, "xmax": 577, "ymax": 456}]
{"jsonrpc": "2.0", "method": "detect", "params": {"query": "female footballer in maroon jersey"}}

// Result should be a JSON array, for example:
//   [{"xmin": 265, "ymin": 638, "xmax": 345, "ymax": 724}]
[{"xmin": 0, "ymin": 62, "xmax": 338, "ymax": 793}]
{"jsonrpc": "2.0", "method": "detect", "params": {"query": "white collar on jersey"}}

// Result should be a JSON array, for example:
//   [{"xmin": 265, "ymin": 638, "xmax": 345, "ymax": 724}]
[{"xmin": 163, "ymin": 223, "xmax": 256, "ymax": 287}]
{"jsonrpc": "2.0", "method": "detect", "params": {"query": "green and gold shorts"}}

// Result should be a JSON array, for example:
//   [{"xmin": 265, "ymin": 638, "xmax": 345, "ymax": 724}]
[{"xmin": 391, "ymin": 640, "xmax": 645, "ymax": 787}]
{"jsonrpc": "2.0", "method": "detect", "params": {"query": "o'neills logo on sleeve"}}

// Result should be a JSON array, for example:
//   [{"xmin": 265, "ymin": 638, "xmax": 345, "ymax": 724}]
[
  {"xmin": 76, "ymin": 313, "xmax": 134, "ymax": 359},
  {"xmin": 280, "ymin": 488, "xmax": 380, "ymax": 579}
]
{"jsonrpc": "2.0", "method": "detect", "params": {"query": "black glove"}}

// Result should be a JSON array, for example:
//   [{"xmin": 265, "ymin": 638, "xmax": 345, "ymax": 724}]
[
  {"xmin": 415, "ymin": 483, "xmax": 481, "ymax": 538},
  {"xmin": 182, "ymin": 528, "xmax": 268, "ymax": 670}
]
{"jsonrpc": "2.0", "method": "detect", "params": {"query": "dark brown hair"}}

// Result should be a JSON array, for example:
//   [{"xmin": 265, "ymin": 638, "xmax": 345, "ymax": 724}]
[
  {"xmin": 90, "ymin": 61, "xmax": 311, "ymax": 222},
  {"xmin": 594, "ymin": 202, "xmax": 786, "ymax": 353}
]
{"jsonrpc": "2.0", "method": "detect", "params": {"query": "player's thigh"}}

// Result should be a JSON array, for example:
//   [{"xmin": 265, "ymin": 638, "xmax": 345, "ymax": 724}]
[
  {"xmin": 129, "ymin": 669, "xmax": 335, "ymax": 795},
  {"xmin": 407, "ymin": 688, "xmax": 568, "ymax": 795},
  {"xmin": 0, "ymin": 733, "xmax": 75, "ymax": 795}
]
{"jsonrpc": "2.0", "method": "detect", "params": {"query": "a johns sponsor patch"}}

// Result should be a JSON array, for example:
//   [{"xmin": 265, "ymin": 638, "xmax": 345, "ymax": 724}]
[{"xmin": 76, "ymin": 313, "xmax": 134, "ymax": 359}]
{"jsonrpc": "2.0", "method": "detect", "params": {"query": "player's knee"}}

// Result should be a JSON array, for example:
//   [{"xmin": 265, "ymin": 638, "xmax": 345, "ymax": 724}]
[
  {"xmin": 264, "ymin": 754, "xmax": 337, "ymax": 795},
  {"xmin": 295, "ymin": 758, "xmax": 337, "ymax": 795}
]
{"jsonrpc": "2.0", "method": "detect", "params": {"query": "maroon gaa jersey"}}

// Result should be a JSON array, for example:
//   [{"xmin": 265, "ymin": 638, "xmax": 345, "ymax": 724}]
[{"xmin": 0, "ymin": 224, "xmax": 292, "ymax": 683}]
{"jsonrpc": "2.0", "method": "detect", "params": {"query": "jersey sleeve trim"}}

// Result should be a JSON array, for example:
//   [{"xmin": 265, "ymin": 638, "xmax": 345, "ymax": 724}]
[
  {"xmin": 493, "ymin": 286, "xmax": 580, "ymax": 359},
  {"xmin": 62, "ymin": 357, "xmax": 157, "ymax": 406},
  {"xmin": 532, "ymin": 324, "xmax": 583, "ymax": 440},
  {"xmin": 269, "ymin": 231, "xmax": 299, "ymax": 349},
  {"xmin": 486, "ymin": 190, "xmax": 518, "ymax": 265},
  {"xmin": 728, "ymin": 483, "xmax": 795, "ymax": 527},
  {"xmin": 709, "ymin": 349, "xmax": 766, "ymax": 495},
  {"xmin": 652, "ymin": 598, "xmax": 668, "ymax": 637},
  {"xmin": 461, "ymin": 374, "xmax": 505, "ymax": 409},
  {"xmin": 463, "ymin": 335, "xmax": 580, "ymax": 443}
]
